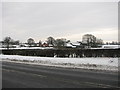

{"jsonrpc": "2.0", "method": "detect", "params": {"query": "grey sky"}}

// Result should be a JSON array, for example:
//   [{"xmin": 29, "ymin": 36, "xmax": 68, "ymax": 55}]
[{"xmin": 2, "ymin": 2, "xmax": 118, "ymax": 43}]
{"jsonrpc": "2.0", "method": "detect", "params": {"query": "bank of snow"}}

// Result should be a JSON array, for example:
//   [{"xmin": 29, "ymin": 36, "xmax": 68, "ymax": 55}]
[{"xmin": 1, "ymin": 55, "xmax": 118, "ymax": 71}]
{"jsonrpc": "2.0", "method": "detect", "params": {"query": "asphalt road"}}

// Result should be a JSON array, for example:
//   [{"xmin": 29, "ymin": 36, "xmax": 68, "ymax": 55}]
[{"xmin": 2, "ymin": 60, "xmax": 119, "ymax": 88}]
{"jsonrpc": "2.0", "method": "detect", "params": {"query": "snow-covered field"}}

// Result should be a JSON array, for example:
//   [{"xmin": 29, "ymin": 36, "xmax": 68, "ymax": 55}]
[
  {"xmin": 1, "ymin": 55, "xmax": 118, "ymax": 71},
  {"xmin": 0, "ymin": 47, "xmax": 54, "ymax": 50}
]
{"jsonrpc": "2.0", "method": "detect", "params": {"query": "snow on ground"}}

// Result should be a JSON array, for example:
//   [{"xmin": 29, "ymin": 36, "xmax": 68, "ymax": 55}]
[
  {"xmin": 0, "ymin": 47, "xmax": 54, "ymax": 50},
  {"xmin": 1, "ymin": 54, "xmax": 118, "ymax": 71}
]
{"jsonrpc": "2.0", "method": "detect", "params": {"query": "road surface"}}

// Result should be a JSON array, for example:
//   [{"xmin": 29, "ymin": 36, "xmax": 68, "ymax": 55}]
[{"xmin": 2, "ymin": 60, "xmax": 119, "ymax": 88}]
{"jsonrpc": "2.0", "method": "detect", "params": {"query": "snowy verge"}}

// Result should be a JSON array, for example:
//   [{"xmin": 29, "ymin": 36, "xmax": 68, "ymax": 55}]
[{"xmin": 0, "ymin": 55, "xmax": 118, "ymax": 71}]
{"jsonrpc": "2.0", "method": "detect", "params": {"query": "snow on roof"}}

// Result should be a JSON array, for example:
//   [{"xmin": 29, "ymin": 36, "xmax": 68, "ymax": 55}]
[
  {"xmin": 66, "ymin": 43, "xmax": 72, "ymax": 47},
  {"xmin": 71, "ymin": 42, "xmax": 81, "ymax": 46},
  {"xmin": 102, "ymin": 45, "xmax": 120, "ymax": 49}
]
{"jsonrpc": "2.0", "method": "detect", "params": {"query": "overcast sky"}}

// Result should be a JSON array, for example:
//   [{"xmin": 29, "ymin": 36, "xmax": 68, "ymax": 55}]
[{"xmin": 2, "ymin": 2, "xmax": 118, "ymax": 43}]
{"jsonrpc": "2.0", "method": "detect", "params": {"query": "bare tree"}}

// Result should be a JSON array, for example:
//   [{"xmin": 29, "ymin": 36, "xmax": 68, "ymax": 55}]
[
  {"xmin": 55, "ymin": 38, "xmax": 68, "ymax": 47},
  {"xmin": 11, "ymin": 40, "xmax": 20, "ymax": 45},
  {"xmin": 46, "ymin": 37, "xmax": 56, "ymax": 46},
  {"xmin": 3, "ymin": 37, "xmax": 12, "ymax": 49},
  {"xmin": 38, "ymin": 40, "xmax": 42, "ymax": 47},
  {"xmin": 27, "ymin": 38, "xmax": 35, "ymax": 47}
]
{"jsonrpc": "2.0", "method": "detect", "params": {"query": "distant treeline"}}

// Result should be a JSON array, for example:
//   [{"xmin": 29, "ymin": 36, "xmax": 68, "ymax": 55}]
[{"xmin": 1, "ymin": 48, "xmax": 120, "ymax": 57}]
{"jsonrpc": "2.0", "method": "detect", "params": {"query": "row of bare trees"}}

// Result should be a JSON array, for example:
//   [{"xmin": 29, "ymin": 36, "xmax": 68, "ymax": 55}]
[
  {"xmin": 27, "ymin": 36, "xmax": 70, "ymax": 47},
  {"xmin": 46, "ymin": 37, "xmax": 70, "ymax": 47},
  {"xmin": 1, "ymin": 36, "xmax": 70, "ymax": 49},
  {"xmin": 2, "ymin": 36, "xmax": 119, "ymax": 49},
  {"xmin": 1, "ymin": 37, "xmax": 19, "ymax": 49}
]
